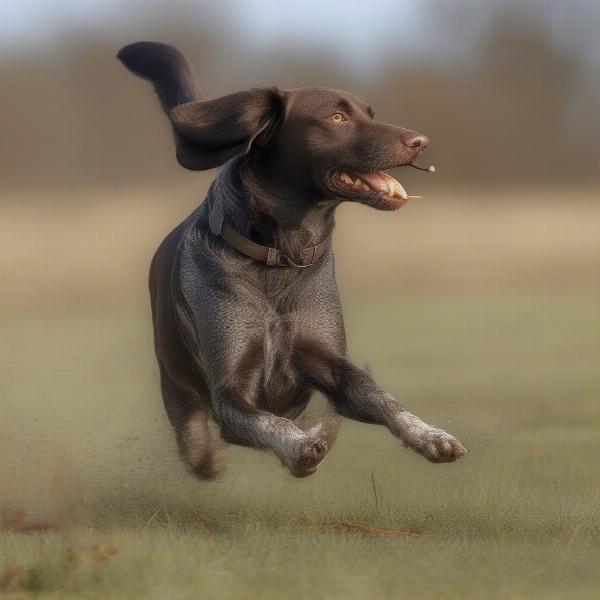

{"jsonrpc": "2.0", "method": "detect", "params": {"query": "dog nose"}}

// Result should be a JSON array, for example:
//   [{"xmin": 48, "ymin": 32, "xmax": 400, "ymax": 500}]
[{"xmin": 405, "ymin": 132, "xmax": 429, "ymax": 150}]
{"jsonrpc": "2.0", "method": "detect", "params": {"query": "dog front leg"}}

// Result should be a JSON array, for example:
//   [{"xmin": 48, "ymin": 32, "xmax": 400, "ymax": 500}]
[
  {"xmin": 295, "ymin": 343, "xmax": 467, "ymax": 463},
  {"xmin": 212, "ymin": 389, "xmax": 329, "ymax": 477}
]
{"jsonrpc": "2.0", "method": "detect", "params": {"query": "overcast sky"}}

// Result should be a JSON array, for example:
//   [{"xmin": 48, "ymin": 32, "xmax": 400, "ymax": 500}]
[
  {"xmin": 2, "ymin": 0, "xmax": 598, "ymax": 71},
  {"xmin": 0, "ymin": 0, "xmax": 490, "ymax": 66}
]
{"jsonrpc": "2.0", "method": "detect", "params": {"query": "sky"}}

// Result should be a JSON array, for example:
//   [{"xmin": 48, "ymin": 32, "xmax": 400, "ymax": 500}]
[
  {"xmin": 0, "ymin": 0, "xmax": 486, "ymax": 67},
  {"xmin": 1, "ymin": 0, "xmax": 598, "ymax": 71},
  {"xmin": 2, "ymin": 0, "xmax": 425, "ymax": 44}
]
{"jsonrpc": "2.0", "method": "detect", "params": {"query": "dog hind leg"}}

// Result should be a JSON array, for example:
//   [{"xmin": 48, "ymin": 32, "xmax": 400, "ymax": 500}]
[{"xmin": 160, "ymin": 367, "xmax": 222, "ymax": 480}]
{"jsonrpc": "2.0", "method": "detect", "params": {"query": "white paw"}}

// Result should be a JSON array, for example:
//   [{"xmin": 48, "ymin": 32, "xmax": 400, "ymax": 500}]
[
  {"xmin": 289, "ymin": 436, "xmax": 328, "ymax": 478},
  {"xmin": 398, "ymin": 413, "xmax": 468, "ymax": 463},
  {"xmin": 410, "ymin": 428, "xmax": 467, "ymax": 463}
]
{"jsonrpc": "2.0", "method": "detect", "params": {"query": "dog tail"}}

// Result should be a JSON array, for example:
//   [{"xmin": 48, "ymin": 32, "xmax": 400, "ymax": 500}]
[{"xmin": 117, "ymin": 41, "xmax": 201, "ymax": 111}]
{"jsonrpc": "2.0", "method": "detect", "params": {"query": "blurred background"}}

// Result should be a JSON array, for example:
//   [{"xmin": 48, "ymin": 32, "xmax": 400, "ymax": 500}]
[
  {"xmin": 2, "ymin": 4, "xmax": 600, "ymax": 596},
  {"xmin": 1, "ymin": 0, "xmax": 600, "ymax": 308}
]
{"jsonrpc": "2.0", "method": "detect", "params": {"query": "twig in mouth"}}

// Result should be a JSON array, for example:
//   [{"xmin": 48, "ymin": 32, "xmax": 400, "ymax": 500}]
[{"xmin": 410, "ymin": 164, "xmax": 436, "ymax": 173}]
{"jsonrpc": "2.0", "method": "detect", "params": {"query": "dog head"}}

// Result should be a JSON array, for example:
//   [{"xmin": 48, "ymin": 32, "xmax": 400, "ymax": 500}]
[{"xmin": 119, "ymin": 43, "xmax": 429, "ymax": 211}]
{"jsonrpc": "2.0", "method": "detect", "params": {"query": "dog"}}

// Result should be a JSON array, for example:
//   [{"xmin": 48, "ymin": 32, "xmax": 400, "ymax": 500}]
[{"xmin": 117, "ymin": 42, "xmax": 467, "ymax": 479}]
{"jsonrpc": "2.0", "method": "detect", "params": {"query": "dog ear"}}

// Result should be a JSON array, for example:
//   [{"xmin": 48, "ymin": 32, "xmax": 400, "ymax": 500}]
[
  {"xmin": 118, "ymin": 42, "xmax": 283, "ymax": 171},
  {"xmin": 169, "ymin": 88, "xmax": 283, "ymax": 170}
]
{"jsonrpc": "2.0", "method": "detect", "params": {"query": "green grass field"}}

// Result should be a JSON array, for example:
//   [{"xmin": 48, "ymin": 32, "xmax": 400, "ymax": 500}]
[{"xmin": 2, "ymin": 288, "xmax": 600, "ymax": 599}]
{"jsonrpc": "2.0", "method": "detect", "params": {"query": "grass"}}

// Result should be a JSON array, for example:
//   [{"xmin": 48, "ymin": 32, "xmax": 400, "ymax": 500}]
[{"xmin": 2, "ymin": 288, "xmax": 600, "ymax": 598}]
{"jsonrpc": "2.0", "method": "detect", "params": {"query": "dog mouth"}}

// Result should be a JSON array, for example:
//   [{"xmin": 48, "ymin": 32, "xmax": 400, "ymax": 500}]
[{"xmin": 329, "ymin": 170, "xmax": 410, "ymax": 210}]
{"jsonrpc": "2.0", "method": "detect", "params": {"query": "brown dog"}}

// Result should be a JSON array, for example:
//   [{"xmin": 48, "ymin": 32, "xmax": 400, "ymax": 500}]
[{"xmin": 118, "ymin": 41, "xmax": 467, "ymax": 479}]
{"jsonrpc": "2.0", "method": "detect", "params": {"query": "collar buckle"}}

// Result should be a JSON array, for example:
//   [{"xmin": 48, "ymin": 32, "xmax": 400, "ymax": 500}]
[{"xmin": 266, "ymin": 247, "xmax": 280, "ymax": 266}]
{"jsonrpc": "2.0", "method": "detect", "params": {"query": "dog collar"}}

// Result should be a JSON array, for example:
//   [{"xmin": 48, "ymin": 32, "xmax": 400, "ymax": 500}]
[{"xmin": 208, "ymin": 203, "xmax": 330, "ymax": 268}]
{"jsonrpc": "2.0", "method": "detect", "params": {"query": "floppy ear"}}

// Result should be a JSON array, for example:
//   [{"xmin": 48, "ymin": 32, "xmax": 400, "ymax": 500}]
[
  {"xmin": 169, "ymin": 88, "xmax": 283, "ymax": 170},
  {"xmin": 118, "ymin": 42, "xmax": 283, "ymax": 171}
]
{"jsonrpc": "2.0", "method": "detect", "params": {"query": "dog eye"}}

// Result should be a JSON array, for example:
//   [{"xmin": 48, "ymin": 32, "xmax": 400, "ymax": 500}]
[{"xmin": 330, "ymin": 112, "xmax": 347, "ymax": 123}]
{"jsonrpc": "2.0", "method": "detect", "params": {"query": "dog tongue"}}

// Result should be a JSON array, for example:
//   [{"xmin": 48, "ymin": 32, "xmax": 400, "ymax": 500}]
[
  {"xmin": 356, "ymin": 171, "xmax": 406, "ymax": 199},
  {"xmin": 358, "ymin": 171, "xmax": 389, "ymax": 192}
]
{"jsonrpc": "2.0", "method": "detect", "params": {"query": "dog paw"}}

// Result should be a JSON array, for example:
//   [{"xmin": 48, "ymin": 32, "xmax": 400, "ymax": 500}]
[
  {"xmin": 406, "ymin": 428, "xmax": 468, "ymax": 463},
  {"xmin": 289, "ymin": 437, "xmax": 328, "ymax": 478}
]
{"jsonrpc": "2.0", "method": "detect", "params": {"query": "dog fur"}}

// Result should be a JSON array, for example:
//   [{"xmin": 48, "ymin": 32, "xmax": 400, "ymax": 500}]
[{"xmin": 117, "ymin": 41, "xmax": 467, "ymax": 478}]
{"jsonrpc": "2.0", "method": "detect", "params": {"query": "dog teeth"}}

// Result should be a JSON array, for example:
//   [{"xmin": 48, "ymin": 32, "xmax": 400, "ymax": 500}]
[
  {"xmin": 396, "ymin": 182, "xmax": 408, "ymax": 200},
  {"xmin": 339, "ymin": 171, "xmax": 406, "ymax": 198},
  {"xmin": 387, "ymin": 179, "xmax": 407, "ymax": 200}
]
